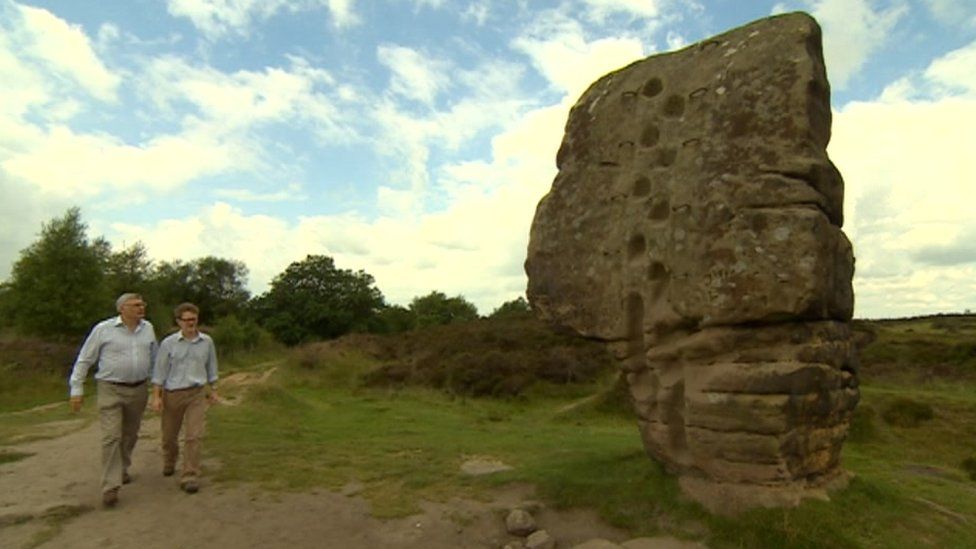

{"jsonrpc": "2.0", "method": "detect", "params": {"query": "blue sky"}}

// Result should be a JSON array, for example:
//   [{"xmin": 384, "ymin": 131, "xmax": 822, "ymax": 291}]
[{"xmin": 1, "ymin": 0, "xmax": 974, "ymax": 318}]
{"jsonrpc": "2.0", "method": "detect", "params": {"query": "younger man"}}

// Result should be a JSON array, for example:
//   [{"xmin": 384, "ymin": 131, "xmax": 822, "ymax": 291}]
[{"xmin": 150, "ymin": 302, "xmax": 219, "ymax": 493}]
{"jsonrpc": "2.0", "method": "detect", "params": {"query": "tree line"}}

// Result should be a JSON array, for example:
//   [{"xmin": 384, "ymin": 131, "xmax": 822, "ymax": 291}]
[{"xmin": 0, "ymin": 208, "xmax": 530, "ymax": 346}]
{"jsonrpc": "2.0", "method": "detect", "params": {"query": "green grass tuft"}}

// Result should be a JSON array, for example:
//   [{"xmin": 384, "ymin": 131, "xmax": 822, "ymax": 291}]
[{"xmin": 0, "ymin": 450, "xmax": 34, "ymax": 464}]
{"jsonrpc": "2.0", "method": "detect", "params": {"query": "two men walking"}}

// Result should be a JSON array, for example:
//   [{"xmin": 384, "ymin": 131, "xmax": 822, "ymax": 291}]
[{"xmin": 69, "ymin": 295, "xmax": 219, "ymax": 507}]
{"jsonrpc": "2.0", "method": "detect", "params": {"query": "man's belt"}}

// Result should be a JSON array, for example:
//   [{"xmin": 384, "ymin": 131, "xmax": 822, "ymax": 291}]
[
  {"xmin": 165, "ymin": 385, "xmax": 203, "ymax": 392},
  {"xmin": 106, "ymin": 379, "xmax": 147, "ymax": 387}
]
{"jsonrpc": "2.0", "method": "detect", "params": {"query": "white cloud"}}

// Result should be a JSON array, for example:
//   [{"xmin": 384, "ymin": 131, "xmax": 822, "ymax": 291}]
[
  {"xmin": 110, "ymin": 202, "xmax": 293, "ymax": 289},
  {"xmin": 0, "ymin": 177, "xmax": 73, "ymax": 284},
  {"xmin": 0, "ymin": 30, "xmax": 357, "ymax": 207},
  {"xmin": 102, "ymin": 90, "xmax": 568, "ymax": 313},
  {"xmin": 852, "ymin": 265, "xmax": 976, "ymax": 318},
  {"xmin": 97, "ymin": 23, "xmax": 121, "ymax": 48},
  {"xmin": 462, "ymin": 1, "xmax": 490, "ymax": 25},
  {"xmin": 812, "ymin": 0, "xmax": 908, "ymax": 89},
  {"xmin": 1, "ymin": 124, "xmax": 252, "ymax": 198},
  {"xmin": 833, "ymin": 97, "xmax": 975, "ymax": 233},
  {"xmin": 368, "ymin": 56, "xmax": 529, "ymax": 214},
  {"xmin": 326, "ymin": 0, "xmax": 360, "ymax": 28},
  {"xmin": 582, "ymin": 0, "xmax": 661, "ymax": 22},
  {"xmin": 213, "ymin": 183, "xmax": 305, "ymax": 202},
  {"xmin": 513, "ymin": 11, "xmax": 646, "ymax": 97},
  {"xmin": 371, "ymin": 101, "xmax": 433, "ymax": 207},
  {"xmin": 923, "ymin": 0, "xmax": 976, "ymax": 27},
  {"xmin": 139, "ymin": 54, "xmax": 359, "ymax": 147},
  {"xmin": 10, "ymin": 4, "xmax": 120, "ymax": 102},
  {"xmin": 831, "ymin": 59, "xmax": 976, "ymax": 317},
  {"xmin": 166, "ymin": 0, "xmax": 287, "ymax": 39},
  {"xmin": 665, "ymin": 31, "xmax": 688, "ymax": 51},
  {"xmin": 377, "ymin": 44, "xmax": 450, "ymax": 105},
  {"xmin": 166, "ymin": 0, "xmax": 360, "ymax": 38},
  {"xmin": 808, "ymin": 0, "xmax": 908, "ymax": 89},
  {"xmin": 924, "ymin": 39, "xmax": 976, "ymax": 97},
  {"xmin": 0, "ymin": 32, "xmax": 49, "ymax": 119},
  {"xmin": 108, "ymin": 196, "xmax": 530, "ymax": 312}
]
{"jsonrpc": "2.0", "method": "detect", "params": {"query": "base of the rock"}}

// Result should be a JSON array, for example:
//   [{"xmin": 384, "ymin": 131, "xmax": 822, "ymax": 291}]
[{"xmin": 677, "ymin": 469, "xmax": 852, "ymax": 515}]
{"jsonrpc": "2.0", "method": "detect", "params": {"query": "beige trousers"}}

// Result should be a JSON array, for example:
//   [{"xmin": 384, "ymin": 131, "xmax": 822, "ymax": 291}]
[
  {"xmin": 161, "ymin": 386, "xmax": 207, "ymax": 481},
  {"xmin": 96, "ymin": 381, "xmax": 148, "ymax": 493}
]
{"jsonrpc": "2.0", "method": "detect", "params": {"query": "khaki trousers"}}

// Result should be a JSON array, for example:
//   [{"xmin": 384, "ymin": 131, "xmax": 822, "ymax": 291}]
[
  {"xmin": 161, "ymin": 386, "xmax": 207, "ymax": 481},
  {"xmin": 96, "ymin": 381, "xmax": 148, "ymax": 494}
]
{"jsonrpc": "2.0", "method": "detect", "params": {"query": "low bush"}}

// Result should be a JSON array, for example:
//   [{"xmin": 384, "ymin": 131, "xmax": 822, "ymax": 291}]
[
  {"xmin": 0, "ymin": 333, "xmax": 79, "ymax": 412},
  {"xmin": 358, "ymin": 317, "xmax": 614, "ymax": 397},
  {"xmin": 881, "ymin": 397, "xmax": 934, "ymax": 427},
  {"xmin": 847, "ymin": 403, "xmax": 879, "ymax": 443},
  {"xmin": 961, "ymin": 457, "xmax": 976, "ymax": 481},
  {"xmin": 211, "ymin": 315, "xmax": 276, "ymax": 358},
  {"xmin": 0, "ymin": 334, "xmax": 77, "ymax": 376},
  {"xmin": 858, "ymin": 315, "xmax": 976, "ymax": 381}
]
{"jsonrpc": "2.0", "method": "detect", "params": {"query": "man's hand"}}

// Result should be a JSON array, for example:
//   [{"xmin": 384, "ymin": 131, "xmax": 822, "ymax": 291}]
[
  {"xmin": 150, "ymin": 395, "xmax": 163, "ymax": 413},
  {"xmin": 207, "ymin": 389, "xmax": 219, "ymax": 405},
  {"xmin": 69, "ymin": 396, "xmax": 83, "ymax": 413}
]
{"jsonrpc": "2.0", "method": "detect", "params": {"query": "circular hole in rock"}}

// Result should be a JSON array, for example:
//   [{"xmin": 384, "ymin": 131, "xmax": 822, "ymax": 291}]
[
  {"xmin": 662, "ymin": 94, "xmax": 685, "ymax": 117},
  {"xmin": 633, "ymin": 176, "xmax": 651, "ymax": 197},
  {"xmin": 642, "ymin": 77, "xmax": 663, "ymax": 98},
  {"xmin": 628, "ymin": 234, "xmax": 646, "ymax": 259},
  {"xmin": 640, "ymin": 125, "xmax": 660, "ymax": 147}
]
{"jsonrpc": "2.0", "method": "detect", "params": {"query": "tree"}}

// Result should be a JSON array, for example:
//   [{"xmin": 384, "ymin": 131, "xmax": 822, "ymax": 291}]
[
  {"xmin": 489, "ymin": 296, "xmax": 532, "ymax": 320},
  {"xmin": 105, "ymin": 242, "xmax": 153, "ymax": 299},
  {"xmin": 4, "ymin": 208, "xmax": 110, "ymax": 337},
  {"xmin": 146, "ymin": 259, "xmax": 194, "ymax": 329},
  {"xmin": 210, "ymin": 314, "xmax": 273, "ymax": 357},
  {"xmin": 254, "ymin": 255, "xmax": 385, "ymax": 345},
  {"xmin": 371, "ymin": 304, "xmax": 416, "ymax": 334},
  {"xmin": 147, "ymin": 256, "xmax": 250, "ymax": 327},
  {"xmin": 409, "ymin": 291, "xmax": 479, "ymax": 327},
  {"xmin": 185, "ymin": 256, "xmax": 250, "ymax": 321}
]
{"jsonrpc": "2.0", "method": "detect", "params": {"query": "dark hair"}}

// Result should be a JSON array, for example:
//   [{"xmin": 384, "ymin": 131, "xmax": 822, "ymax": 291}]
[{"xmin": 174, "ymin": 302, "xmax": 199, "ymax": 319}]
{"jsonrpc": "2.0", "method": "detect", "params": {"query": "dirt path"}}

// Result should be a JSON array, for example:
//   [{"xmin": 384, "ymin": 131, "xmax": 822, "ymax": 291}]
[{"xmin": 0, "ymin": 373, "xmax": 703, "ymax": 549}]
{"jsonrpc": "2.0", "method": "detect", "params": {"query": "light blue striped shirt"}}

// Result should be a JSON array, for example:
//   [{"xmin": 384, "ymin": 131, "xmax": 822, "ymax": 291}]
[
  {"xmin": 152, "ymin": 331, "xmax": 219, "ymax": 390},
  {"xmin": 69, "ymin": 316, "xmax": 158, "ymax": 397}
]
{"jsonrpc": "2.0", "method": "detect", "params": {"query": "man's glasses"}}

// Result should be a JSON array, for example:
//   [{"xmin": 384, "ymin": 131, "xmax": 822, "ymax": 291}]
[{"xmin": 178, "ymin": 317, "xmax": 198, "ymax": 322}]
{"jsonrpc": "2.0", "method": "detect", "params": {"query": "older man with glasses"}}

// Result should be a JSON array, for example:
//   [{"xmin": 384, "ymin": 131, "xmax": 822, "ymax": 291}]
[
  {"xmin": 150, "ymin": 302, "xmax": 219, "ymax": 494},
  {"xmin": 69, "ymin": 293, "xmax": 158, "ymax": 508}
]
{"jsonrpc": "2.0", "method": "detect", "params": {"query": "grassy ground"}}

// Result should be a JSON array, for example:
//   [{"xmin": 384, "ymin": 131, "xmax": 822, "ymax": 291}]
[
  {"xmin": 4, "ymin": 317, "xmax": 976, "ymax": 547},
  {"xmin": 206, "ymin": 321, "xmax": 976, "ymax": 548}
]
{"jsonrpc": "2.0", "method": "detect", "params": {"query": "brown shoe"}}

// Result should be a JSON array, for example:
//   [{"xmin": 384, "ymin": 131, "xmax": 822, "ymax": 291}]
[
  {"xmin": 163, "ymin": 466, "xmax": 175, "ymax": 477},
  {"xmin": 180, "ymin": 480, "xmax": 199, "ymax": 494},
  {"xmin": 102, "ymin": 488, "xmax": 119, "ymax": 508},
  {"xmin": 123, "ymin": 472, "xmax": 132, "ymax": 484}
]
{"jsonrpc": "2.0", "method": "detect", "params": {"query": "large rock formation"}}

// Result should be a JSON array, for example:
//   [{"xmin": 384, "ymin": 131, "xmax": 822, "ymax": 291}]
[{"xmin": 524, "ymin": 12, "xmax": 858, "ymax": 512}]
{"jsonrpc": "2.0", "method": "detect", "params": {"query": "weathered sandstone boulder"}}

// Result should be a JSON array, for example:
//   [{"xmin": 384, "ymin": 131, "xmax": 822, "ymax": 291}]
[{"xmin": 525, "ymin": 12, "xmax": 858, "ymax": 512}]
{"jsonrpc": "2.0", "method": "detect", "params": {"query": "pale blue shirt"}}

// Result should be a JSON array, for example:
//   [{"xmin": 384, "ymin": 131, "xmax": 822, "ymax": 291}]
[
  {"xmin": 69, "ymin": 316, "xmax": 158, "ymax": 397},
  {"xmin": 152, "ymin": 331, "xmax": 219, "ymax": 390}
]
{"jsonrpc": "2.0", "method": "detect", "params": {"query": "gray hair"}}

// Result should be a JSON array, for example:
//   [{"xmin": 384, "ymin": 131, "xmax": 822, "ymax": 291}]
[{"xmin": 116, "ymin": 293, "xmax": 143, "ymax": 311}]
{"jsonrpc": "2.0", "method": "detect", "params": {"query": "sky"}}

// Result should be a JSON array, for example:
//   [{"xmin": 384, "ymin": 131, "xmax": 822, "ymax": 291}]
[{"xmin": 0, "ymin": 0, "xmax": 974, "ymax": 319}]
